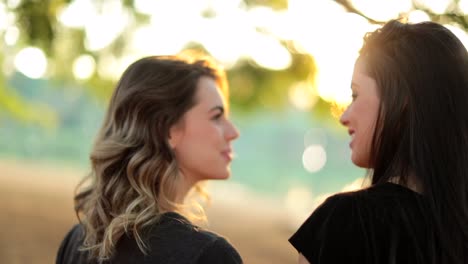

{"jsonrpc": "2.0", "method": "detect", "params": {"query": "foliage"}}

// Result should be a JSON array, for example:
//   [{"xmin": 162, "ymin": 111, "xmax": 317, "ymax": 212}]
[{"xmin": 1, "ymin": 0, "xmax": 467, "ymax": 127}]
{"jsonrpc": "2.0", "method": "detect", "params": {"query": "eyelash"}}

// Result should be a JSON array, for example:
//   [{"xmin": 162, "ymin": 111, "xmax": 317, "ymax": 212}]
[
  {"xmin": 351, "ymin": 93, "xmax": 357, "ymax": 101},
  {"xmin": 212, "ymin": 113, "xmax": 223, "ymax": 120}
]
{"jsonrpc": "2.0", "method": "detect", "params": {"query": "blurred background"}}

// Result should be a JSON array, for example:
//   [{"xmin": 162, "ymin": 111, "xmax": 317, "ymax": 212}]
[{"xmin": 1, "ymin": 0, "xmax": 467, "ymax": 263}]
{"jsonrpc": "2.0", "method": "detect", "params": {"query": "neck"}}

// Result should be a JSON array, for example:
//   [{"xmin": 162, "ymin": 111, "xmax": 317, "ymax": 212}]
[{"xmin": 174, "ymin": 170, "xmax": 196, "ymax": 204}]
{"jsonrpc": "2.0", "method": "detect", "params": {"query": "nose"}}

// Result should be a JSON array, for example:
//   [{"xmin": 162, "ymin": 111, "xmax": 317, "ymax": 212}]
[
  {"xmin": 225, "ymin": 120, "xmax": 240, "ymax": 141},
  {"xmin": 340, "ymin": 107, "xmax": 350, "ymax": 127}
]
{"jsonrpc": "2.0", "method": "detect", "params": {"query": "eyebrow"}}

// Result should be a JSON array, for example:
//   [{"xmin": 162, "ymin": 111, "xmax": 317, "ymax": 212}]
[
  {"xmin": 351, "ymin": 82, "xmax": 360, "ymax": 89},
  {"xmin": 209, "ymin": 106, "xmax": 224, "ymax": 113}
]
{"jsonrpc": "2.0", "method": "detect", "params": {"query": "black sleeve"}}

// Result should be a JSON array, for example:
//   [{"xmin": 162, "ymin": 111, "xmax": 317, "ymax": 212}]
[
  {"xmin": 56, "ymin": 224, "xmax": 88, "ymax": 264},
  {"xmin": 197, "ymin": 237, "xmax": 243, "ymax": 264},
  {"xmin": 289, "ymin": 194, "xmax": 369, "ymax": 264},
  {"xmin": 56, "ymin": 225, "xmax": 78, "ymax": 264}
]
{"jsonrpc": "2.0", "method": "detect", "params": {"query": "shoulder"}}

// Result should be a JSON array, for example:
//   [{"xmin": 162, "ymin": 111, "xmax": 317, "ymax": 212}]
[
  {"xmin": 309, "ymin": 182, "xmax": 423, "ymax": 215},
  {"xmin": 196, "ymin": 235, "xmax": 243, "ymax": 264},
  {"xmin": 139, "ymin": 212, "xmax": 242, "ymax": 263},
  {"xmin": 151, "ymin": 212, "xmax": 222, "ymax": 243},
  {"xmin": 289, "ymin": 183, "xmax": 427, "ymax": 263},
  {"xmin": 290, "ymin": 182, "xmax": 421, "ymax": 237},
  {"xmin": 56, "ymin": 224, "xmax": 89, "ymax": 264},
  {"xmin": 163, "ymin": 213, "xmax": 242, "ymax": 263},
  {"xmin": 288, "ymin": 189, "xmax": 365, "ymax": 263}
]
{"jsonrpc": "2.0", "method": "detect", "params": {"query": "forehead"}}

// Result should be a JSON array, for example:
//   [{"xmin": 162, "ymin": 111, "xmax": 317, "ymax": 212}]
[
  {"xmin": 195, "ymin": 76, "xmax": 226, "ymax": 107},
  {"xmin": 352, "ymin": 59, "xmax": 376, "ymax": 87}
]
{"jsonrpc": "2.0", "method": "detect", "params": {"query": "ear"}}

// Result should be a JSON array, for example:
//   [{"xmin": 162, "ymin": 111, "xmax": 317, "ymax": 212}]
[{"xmin": 168, "ymin": 123, "xmax": 183, "ymax": 149}]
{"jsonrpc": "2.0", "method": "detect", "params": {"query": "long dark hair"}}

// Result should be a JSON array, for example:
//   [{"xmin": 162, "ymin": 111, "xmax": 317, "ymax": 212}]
[{"xmin": 360, "ymin": 20, "xmax": 468, "ymax": 263}]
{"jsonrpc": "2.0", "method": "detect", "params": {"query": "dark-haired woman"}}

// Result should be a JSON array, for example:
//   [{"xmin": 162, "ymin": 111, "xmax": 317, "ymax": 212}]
[{"xmin": 290, "ymin": 20, "xmax": 468, "ymax": 264}]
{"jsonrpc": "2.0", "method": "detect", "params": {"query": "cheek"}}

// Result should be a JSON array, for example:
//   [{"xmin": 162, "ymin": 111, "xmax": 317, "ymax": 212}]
[
  {"xmin": 178, "ymin": 124, "xmax": 222, "ymax": 153},
  {"xmin": 356, "ymin": 115, "xmax": 378, "ymax": 167},
  {"xmin": 191, "ymin": 125, "xmax": 221, "ymax": 144}
]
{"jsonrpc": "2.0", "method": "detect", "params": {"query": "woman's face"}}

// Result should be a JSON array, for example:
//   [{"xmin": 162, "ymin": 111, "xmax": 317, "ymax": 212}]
[
  {"xmin": 340, "ymin": 59, "xmax": 380, "ymax": 168},
  {"xmin": 169, "ymin": 76, "xmax": 240, "ymax": 185}
]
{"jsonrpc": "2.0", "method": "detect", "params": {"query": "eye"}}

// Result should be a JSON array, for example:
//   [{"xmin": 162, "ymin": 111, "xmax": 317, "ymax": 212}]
[
  {"xmin": 351, "ymin": 93, "xmax": 357, "ymax": 101},
  {"xmin": 212, "ymin": 112, "xmax": 223, "ymax": 120}
]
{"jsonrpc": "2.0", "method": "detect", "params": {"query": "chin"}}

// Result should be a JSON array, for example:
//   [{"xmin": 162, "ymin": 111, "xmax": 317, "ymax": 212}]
[
  {"xmin": 216, "ymin": 172, "xmax": 231, "ymax": 180},
  {"xmin": 202, "ymin": 170, "xmax": 230, "ymax": 181},
  {"xmin": 215, "ymin": 169, "xmax": 231, "ymax": 180},
  {"xmin": 352, "ymin": 160, "xmax": 371, "ymax": 168},
  {"xmin": 351, "ymin": 155, "xmax": 368, "ymax": 168}
]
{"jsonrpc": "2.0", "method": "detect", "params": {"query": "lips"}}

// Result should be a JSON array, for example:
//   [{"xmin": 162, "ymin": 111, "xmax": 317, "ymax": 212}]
[
  {"xmin": 221, "ymin": 149, "xmax": 233, "ymax": 162},
  {"xmin": 348, "ymin": 129, "xmax": 355, "ymax": 148}
]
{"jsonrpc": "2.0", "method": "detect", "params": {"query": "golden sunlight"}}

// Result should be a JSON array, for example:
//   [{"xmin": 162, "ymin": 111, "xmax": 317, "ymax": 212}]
[
  {"xmin": 197, "ymin": 15, "xmax": 250, "ymax": 68},
  {"xmin": 249, "ymin": 34, "xmax": 292, "ymax": 70},
  {"xmin": 288, "ymin": 82, "xmax": 318, "ymax": 111},
  {"xmin": 311, "ymin": 14, "xmax": 377, "ymax": 108},
  {"xmin": 285, "ymin": 0, "xmax": 379, "ymax": 110}
]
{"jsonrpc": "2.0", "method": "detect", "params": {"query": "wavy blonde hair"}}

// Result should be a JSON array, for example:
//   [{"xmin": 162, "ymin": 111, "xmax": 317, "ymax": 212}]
[{"xmin": 74, "ymin": 53, "xmax": 228, "ymax": 262}]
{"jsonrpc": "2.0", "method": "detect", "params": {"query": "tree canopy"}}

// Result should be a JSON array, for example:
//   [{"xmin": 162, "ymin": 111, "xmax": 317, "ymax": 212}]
[{"xmin": 1, "ymin": 0, "xmax": 467, "ymax": 126}]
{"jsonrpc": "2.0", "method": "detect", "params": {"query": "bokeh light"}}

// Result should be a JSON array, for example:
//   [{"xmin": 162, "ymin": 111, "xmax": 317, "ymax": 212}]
[
  {"xmin": 302, "ymin": 145, "xmax": 327, "ymax": 173},
  {"xmin": 4, "ymin": 26, "xmax": 19, "ymax": 45},
  {"xmin": 73, "ymin": 55, "xmax": 96, "ymax": 80},
  {"xmin": 14, "ymin": 47, "xmax": 48, "ymax": 79},
  {"xmin": 57, "ymin": 0, "xmax": 94, "ymax": 28},
  {"xmin": 288, "ymin": 82, "xmax": 318, "ymax": 111}
]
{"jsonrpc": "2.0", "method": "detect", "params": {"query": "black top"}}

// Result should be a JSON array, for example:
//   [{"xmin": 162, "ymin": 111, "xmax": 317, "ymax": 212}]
[
  {"xmin": 56, "ymin": 212, "xmax": 243, "ymax": 264},
  {"xmin": 289, "ymin": 182, "xmax": 435, "ymax": 264}
]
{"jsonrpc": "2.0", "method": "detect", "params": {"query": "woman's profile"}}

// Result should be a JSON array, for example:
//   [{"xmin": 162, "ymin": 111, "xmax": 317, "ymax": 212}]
[
  {"xmin": 56, "ymin": 54, "xmax": 242, "ymax": 263},
  {"xmin": 290, "ymin": 20, "xmax": 468, "ymax": 264}
]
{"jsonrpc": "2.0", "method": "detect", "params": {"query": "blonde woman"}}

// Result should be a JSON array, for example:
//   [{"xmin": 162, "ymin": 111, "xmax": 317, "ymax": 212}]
[{"xmin": 56, "ymin": 54, "xmax": 242, "ymax": 263}]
